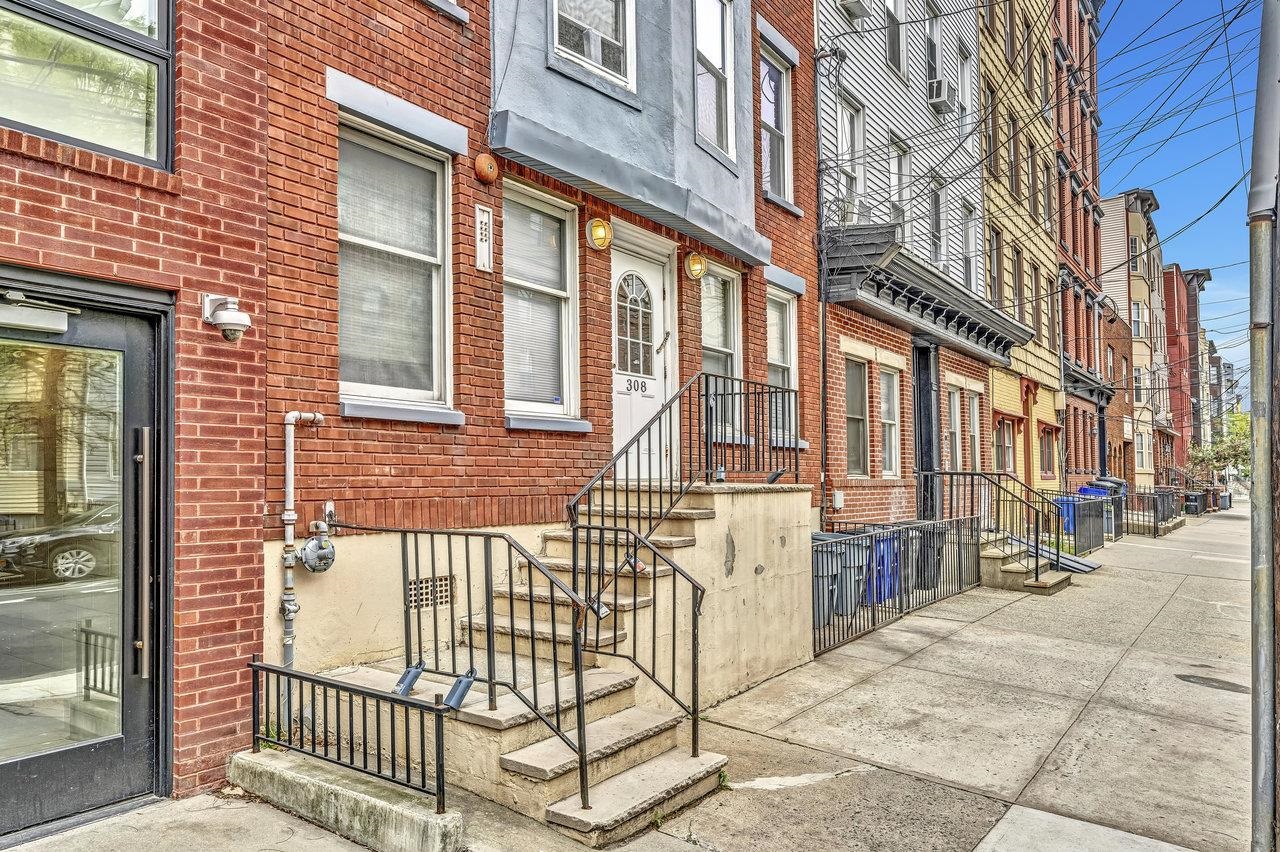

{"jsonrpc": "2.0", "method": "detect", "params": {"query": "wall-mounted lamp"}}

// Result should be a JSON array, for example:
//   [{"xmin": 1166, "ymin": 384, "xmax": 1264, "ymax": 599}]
[
  {"xmin": 684, "ymin": 252, "xmax": 707, "ymax": 280},
  {"xmin": 586, "ymin": 218, "xmax": 613, "ymax": 250},
  {"xmin": 201, "ymin": 294, "xmax": 252, "ymax": 342}
]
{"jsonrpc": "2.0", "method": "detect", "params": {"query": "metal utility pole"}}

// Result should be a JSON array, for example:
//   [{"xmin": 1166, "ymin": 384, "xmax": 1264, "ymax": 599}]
[{"xmin": 1248, "ymin": 3, "xmax": 1279, "ymax": 848}]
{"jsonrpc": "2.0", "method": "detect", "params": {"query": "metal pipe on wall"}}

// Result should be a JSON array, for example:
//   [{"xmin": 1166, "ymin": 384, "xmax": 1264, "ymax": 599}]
[{"xmin": 281, "ymin": 411, "xmax": 324, "ymax": 668}]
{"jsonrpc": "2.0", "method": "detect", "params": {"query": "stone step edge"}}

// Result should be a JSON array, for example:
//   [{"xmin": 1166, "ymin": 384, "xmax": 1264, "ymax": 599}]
[{"xmin": 499, "ymin": 706, "xmax": 683, "ymax": 781}]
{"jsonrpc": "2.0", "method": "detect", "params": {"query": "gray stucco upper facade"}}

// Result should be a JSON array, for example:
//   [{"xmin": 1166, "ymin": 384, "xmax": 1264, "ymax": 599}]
[{"xmin": 489, "ymin": 0, "xmax": 771, "ymax": 266}]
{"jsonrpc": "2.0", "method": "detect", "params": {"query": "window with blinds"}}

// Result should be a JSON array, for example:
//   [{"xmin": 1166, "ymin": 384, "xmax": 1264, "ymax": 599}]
[
  {"xmin": 503, "ymin": 190, "xmax": 576, "ymax": 415},
  {"xmin": 337, "ymin": 128, "xmax": 446, "ymax": 405},
  {"xmin": 700, "ymin": 272, "xmax": 737, "ymax": 377}
]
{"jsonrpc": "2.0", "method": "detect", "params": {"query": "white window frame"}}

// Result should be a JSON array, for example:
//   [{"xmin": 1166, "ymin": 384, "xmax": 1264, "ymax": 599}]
[
  {"xmin": 884, "ymin": 0, "xmax": 906, "ymax": 78},
  {"xmin": 961, "ymin": 201, "xmax": 978, "ymax": 293},
  {"xmin": 503, "ymin": 183, "xmax": 581, "ymax": 418},
  {"xmin": 967, "ymin": 392, "xmax": 981, "ymax": 471},
  {"xmin": 946, "ymin": 387, "xmax": 961, "ymax": 470},
  {"xmin": 552, "ymin": 0, "xmax": 638, "ymax": 91},
  {"xmin": 700, "ymin": 263, "xmax": 742, "ymax": 378},
  {"xmin": 1128, "ymin": 236, "xmax": 1140, "ymax": 272},
  {"xmin": 694, "ymin": 0, "xmax": 735, "ymax": 157},
  {"xmin": 837, "ymin": 96, "xmax": 864, "ymax": 223},
  {"xmin": 6, "ymin": 434, "xmax": 41, "ymax": 473},
  {"xmin": 995, "ymin": 418, "xmax": 1015, "ymax": 473},
  {"xmin": 888, "ymin": 136, "xmax": 909, "ymax": 231},
  {"xmin": 760, "ymin": 46, "xmax": 792, "ymax": 200},
  {"xmin": 337, "ymin": 122, "xmax": 452, "ymax": 411},
  {"xmin": 879, "ymin": 367, "xmax": 901, "ymax": 477},
  {"xmin": 766, "ymin": 287, "xmax": 798, "ymax": 392},
  {"xmin": 957, "ymin": 46, "xmax": 973, "ymax": 148},
  {"xmin": 928, "ymin": 176, "xmax": 945, "ymax": 264},
  {"xmin": 845, "ymin": 358, "xmax": 870, "ymax": 477},
  {"xmin": 924, "ymin": 3, "xmax": 940, "ymax": 83}
]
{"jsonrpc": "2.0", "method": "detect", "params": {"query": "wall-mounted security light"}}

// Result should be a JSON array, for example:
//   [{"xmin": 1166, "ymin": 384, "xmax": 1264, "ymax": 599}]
[
  {"xmin": 685, "ymin": 252, "xmax": 708, "ymax": 280},
  {"xmin": 586, "ymin": 218, "xmax": 613, "ymax": 250},
  {"xmin": 201, "ymin": 294, "xmax": 252, "ymax": 342}
]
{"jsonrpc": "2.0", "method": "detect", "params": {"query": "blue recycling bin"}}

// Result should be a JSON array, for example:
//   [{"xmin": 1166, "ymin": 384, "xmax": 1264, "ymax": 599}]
[{"xmin": 1052, "ymin": 496, "xmax": 1081, "ymax": 535}]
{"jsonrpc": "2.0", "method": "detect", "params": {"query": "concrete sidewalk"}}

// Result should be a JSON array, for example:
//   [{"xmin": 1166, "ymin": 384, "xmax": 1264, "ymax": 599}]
[
  {"xmin": 687, "ymin": 502, "xmax": 1251, "ymax": 851},
  {"xmin": 10, "ymin": 505, "xmax": 1251, "ymax": 851}
]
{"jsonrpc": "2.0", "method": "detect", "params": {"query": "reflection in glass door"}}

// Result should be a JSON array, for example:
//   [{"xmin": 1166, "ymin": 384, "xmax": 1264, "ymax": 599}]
[{"xmin": 0, "ymin": 341, "xmax": 123, "ymax": 760}]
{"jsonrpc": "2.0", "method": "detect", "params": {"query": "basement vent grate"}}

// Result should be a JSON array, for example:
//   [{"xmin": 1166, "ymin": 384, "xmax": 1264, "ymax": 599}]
[{"xmin": 407, "ymin": 575, "xmax": 455, "ymax": 609}]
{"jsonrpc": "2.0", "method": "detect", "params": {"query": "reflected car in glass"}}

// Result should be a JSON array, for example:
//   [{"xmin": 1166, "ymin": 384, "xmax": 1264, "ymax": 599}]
[{"xmin": 0, "ymin": 504, "xmax": 121, "ymax": 581}]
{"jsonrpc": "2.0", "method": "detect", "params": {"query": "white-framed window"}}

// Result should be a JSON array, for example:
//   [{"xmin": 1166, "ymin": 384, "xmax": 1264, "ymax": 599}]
[
  {"xmin": 928, "ymin": 177, "xmax": 944, "ymax": 264},
  {"xmin": 1133, "ymin": 366, "xmax": 1145, "ymax": 403},
  {"xmin": 1039, "ymin": 426, "xmax": 1055, "ymax": 475},
  {"xmin": 760, "ymin": 47, "xmax": 792, "ymax": 200},
  {"xmin": 995, "ymin": 418, "xmax": 1015, "ymax": 473},
  {"xmin": 884, "ymin": 0, "xmax": 905, "ymax": 76},
  {"xmin": 695, "ymin": 0, "xmax": 733, "ymax": 155},
  {"xmin": 983, "ymin": 82, "xmax": 997, "ymax": 170},
  {"xmin": 946, "ymin": 387, "xmax": 961, "ymax": 469},
  {"xmin": 1128, "ymin": 236, "xmax": 1140, "ymax": 272},
  {"xmin": 888, "ymin": 136, "xmax": 909, "ymax": 227},
  {"xmin": 879, "ymin": 367, "xmax": 901, "ymax": 477},
  {"xmin": 961, "ymin": 201, "xmax": 978, "ymax": 292},
  {"xmin": 767, "ymin": 288, "xmax": 798, "ymax": 438},
  {"xmin": 338, "ymin": 124, "xmax": 450, "ymax": 409},
  {"xmin": 766, "ymin": 288, "xmax": 797, "ymax": 391},
  {"xmin": 503, "ymin": 185, "xmax": 579, "ymax": 416},
  {"xmin": 1029, "ymin": 151, "xmax": 1040, "ymax": 219},
  {"xmin": 837, "ymin": 96, "xmax": 864, "ymax": 223},
  {"xmin": 1131, "ymin": 301, "xmax": 1146, "ymax": 338},
  {"xmin": 1007, "ymin": 114, "xmax": 1019, "ymax": 195},
  {"xmin": 554, "ymin": 0, "xmax": 634, "ymax": 87},
  {"xmin": 1040, "ymin": 49, "xmax": 1052, "ymax": 118},
  {"xmin": 967, "ymin": 392, "xmax": 981, "ymax": 471},
  {"xmin": 846, "ymin": 358, "xmax": 869, "ymax": 476},
  {"xmin": 1136, "ymin": 431, "xmax": 1148, "ymax": 469},
  {"xmin": 924, "ymin": 3, "xmax": 940, "ymax": 82},
  {"xmin": 988, "ymin": 225, "xmax": 1003, "ymax": 305},
  {"xmin": 1041, "ymin": 162, "xmax": 1053, "ymax": 231},
  {"xmin": 700, "ymin": 267, "xmax": 740, "ymax": 377},
  {"xmin": 957, "ymin": 47, "xmax": 973, "ymax": 146}
]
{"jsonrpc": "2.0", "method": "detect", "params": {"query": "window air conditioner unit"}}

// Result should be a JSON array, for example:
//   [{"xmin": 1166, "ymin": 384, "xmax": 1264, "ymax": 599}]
[
  {"xmin": 838, "ymin": 0, "xmax": 872, "ymax": 20},
  {"xmin": 928, "ymin": 79, "xmax": 957, "ymax": 114}
]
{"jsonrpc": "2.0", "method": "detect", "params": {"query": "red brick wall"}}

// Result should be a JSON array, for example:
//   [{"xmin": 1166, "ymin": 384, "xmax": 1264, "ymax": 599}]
[
  {"xmin": 0, "ymin": 0, "xmax": 271, "ymax": 794},
  {"xmin": 751, "ymin": 0, "xmax": 821, "ymax": 505}
]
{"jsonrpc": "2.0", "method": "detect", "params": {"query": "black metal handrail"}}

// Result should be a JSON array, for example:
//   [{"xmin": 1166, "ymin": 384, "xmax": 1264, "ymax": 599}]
[
  {"xmin": 576, "ymin": 523, "xmax": 704, "ymax": 756},
  {"xmin": 249, "ymin": 658, "xmax": 448, "ymax": 813},
  {"xmin": 924, "ymin": 470, "xmax": 1062, "ymax": 580},
  {"xmin": 565, "ymin": 372, "xmax": 798, "ymax": 762},
  {"xmin": 567, "ymin": 372, "xmax": 799, "ymax": 538},
  {"xmin": 324, "ymin": 516, "xmax": 594, "ymax": 808}
]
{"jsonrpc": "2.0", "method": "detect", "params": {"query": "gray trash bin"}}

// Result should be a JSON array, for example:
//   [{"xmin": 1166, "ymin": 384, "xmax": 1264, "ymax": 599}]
[
  {"xmin": 811, "ymin": 540, "xmax": 839, "ymax": 628},
  {"xmin": 833, "ymin": 538, "xmax": 870, "ymax": 616}
]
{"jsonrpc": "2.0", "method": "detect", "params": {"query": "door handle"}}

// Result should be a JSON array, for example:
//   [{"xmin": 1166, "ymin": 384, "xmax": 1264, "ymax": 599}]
[{"xmin": 134, "ymin": 427, "xmax": 152, "ymax": 680}]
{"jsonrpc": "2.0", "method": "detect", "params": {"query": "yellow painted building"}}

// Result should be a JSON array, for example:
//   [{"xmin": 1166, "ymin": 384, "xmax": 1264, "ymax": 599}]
[{"xmin": 978, "ymin": 0, "xmax": 1063, "ymax": 490}]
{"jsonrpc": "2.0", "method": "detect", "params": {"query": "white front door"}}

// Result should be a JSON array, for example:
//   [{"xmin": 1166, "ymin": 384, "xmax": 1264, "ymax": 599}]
[{"xmin": 612, "ymin": 249, "xmax": 670, "ymax": 477}]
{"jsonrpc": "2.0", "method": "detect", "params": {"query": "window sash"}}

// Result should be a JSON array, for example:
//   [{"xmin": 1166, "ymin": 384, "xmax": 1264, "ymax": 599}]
[
  {"xmin": 0, "ymin": 2, "xmax": 171, "ymax": 167},
  {"xmin": 846, "ymin": 359, "xmax": 868, "ymax": 476},
  {"xmin": 695, "ymin": 0, "xmax": 731, "ymax": 153},
  {"xmin": 947, "ymin": 389, "xmax": 961, "ymax": 470},
  {"xmin": 880, "ymin": 368, "xmax": 900, "ymax": 476},
  {"xmin": 338, "ymin": 127, "xmax": 448, "ymax": 405},
  {"xmin": 760, "ymin": 51, "xmax": 790, "ymax": 198},
  {"xmin": 503, "ymin": 189, "xmax": 576, "ymax": 413},
  {"xmin": 967, "ymin": 393, "xmax": 981, "ymax": 471},
  {"xmin": 885, "ymin": 0, "xmax": 904, "ymax": 73},
  {"xmin": 555, "ymin": 0, "xmax": 629, "ymax": 81},
  {"xmin": 700, "ymin": 271, "xmax": 739, "ymax": 377}
]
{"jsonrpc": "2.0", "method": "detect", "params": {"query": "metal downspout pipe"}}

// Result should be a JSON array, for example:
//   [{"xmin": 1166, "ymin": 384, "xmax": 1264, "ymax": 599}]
[
  {"xmin": 282, "ymin": 411, "xmax": 324, "ymax": 668},
  {"xmin": 1249, "ymin": 3, "xmax": 1280, "ymax": 847}
]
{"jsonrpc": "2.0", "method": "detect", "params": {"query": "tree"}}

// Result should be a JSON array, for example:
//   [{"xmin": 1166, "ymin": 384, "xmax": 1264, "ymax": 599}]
[{"xmin": 1186, "ymin": 411, "xmax": 1250, "ymax": 481}]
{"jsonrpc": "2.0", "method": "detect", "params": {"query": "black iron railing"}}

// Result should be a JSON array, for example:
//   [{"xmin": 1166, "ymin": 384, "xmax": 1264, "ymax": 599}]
[
  {"xmin": 78, "ymin": 621, "xmax": 119, "ymax": 699},
  {"xmin": 249, "ymin": 658, "xmax": 448, "ymax": 813},
  {"xmin": 814, "ymin": 516, "xmax": 980, "ymax": 654},
  {"xmin": 323, "ymin": 517, "xmax": 594, "ymax": 807},
  {"xmin": 566, "ymin": 372, "xmax": 799, "ymax": 762},
  {"xmin": 577, "ymin": 524, "xmax": 704, "ymax": 754},
  {"xmin": 1038, "ymin": 491, "xmax": 1106, "ymax": 556},
  {"xmin": 923, "ymin": 471, "xmax": 1062, "ymax": 581},
  {"xmin": 1125, "ymin": 488, "xmax": 1174, "ymax": 537},
  {"xmin": 1154, "ymin": 485, "xmax": 1187, "ymax": 517},
  {"xmin": 568, "ymin": 373, "xmax": 799, "ymax": 538}
]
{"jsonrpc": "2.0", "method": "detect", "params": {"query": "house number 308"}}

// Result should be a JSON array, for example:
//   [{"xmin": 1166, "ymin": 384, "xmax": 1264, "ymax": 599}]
[{"xmin": 626, "ymin": 379, "xmax": 648, "ymax": 392}]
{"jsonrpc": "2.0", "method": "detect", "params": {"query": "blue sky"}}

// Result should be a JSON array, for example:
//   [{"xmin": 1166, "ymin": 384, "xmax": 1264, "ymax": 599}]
[{"xmin": 1097, "ymin": 0, "xmax": 1258, "ymax": 401}]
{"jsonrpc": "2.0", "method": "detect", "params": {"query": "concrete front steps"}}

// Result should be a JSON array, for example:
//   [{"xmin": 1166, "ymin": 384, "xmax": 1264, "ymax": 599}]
[
  {"xmin": 314, "ymin": 657, "xmax": 725, "ymax": 848},
  {"xmin": 979, "ymin": 533, "xmax": 1072, "ymax": 596}
]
